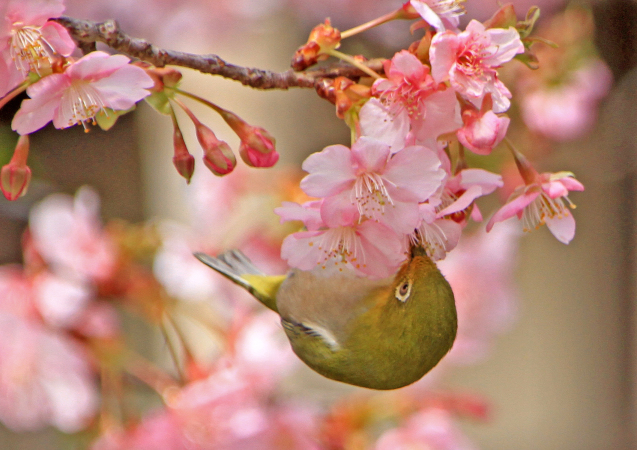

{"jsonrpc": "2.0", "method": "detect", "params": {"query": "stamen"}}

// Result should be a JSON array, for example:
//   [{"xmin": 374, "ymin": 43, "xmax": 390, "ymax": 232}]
[
  {"xmin": 59, "ymin": 81, "xmax": 107, "ymax": 130},
  {"xmin": 10, "ymin": 26, "xmax": 54, "ymax": 75},
  {"xmin": 521, "ymin": 193, "xmax": 570, "ymax": 233},
  {"xmin": 352, "ymin": 172, "xmax": 393, "ymax": 221}
]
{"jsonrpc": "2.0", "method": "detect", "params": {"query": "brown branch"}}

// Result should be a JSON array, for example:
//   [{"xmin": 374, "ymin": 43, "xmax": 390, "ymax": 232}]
[{"xmin": 54, "ymin": 16, "xmax": 384, "ymax": 90}]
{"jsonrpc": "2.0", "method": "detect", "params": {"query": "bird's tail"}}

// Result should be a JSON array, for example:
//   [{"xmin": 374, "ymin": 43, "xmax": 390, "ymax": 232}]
[{"xmin": 193, "ymin": 250, "xmax": 282, "ymax": 312}]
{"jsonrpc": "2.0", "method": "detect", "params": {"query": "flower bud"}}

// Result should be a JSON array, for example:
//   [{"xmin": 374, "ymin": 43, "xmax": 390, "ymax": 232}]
[
  {"xmin": 1, "ymin": 135, "xmax": 32, "ymax": 201},
  {"xmin": 203, "ymin": 141, "xmax": 236, "ymax": 176},
  {"xmin": 239, "ymin": 141, "xmax": 279, "ymax": 168},
  {"xmin": 291, "ymin": 19, "xmax": 341, "ymax": 70},
  {"xmin": 172, "ymin": 123, "xmax": 195, "ymax": 183}
]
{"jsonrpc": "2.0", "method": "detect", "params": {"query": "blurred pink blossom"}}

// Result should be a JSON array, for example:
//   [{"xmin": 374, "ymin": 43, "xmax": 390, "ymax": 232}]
[
  {"xmin": 437, "ymin": 221, "xmax": 519, "ymax": 365},
  {"xmin": 0, "ymin": 312, "xmax": 98, "ymax": 433},
  {"xmin": 375, "ymin": 407, "xmax": 478, "ymax": 450},
  {"xmin": 28, "ymin": 186, "xmax": 117, "ymax": 283},
  {"xmin": 12, "ymin": 51, "xmax": 153, "ymax": 135},
  {"xmin": 520, "ymin": 61, "xmax": 612, "ymax": 141}
]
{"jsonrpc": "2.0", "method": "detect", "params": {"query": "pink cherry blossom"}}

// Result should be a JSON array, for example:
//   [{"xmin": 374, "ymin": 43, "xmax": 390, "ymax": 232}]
[
  {"xmin": 12, "ymin": 51, "xmax": 154, "ymax": 135},
  {"xmin": 414, "ymin": 202, "xmax": 462, "ymax": 261},
  {"xmin": 279, "ymin": 200, "xmax": 405, "ymax": 278},
  {"xmin": 374, "ymin": 407, "xmax": 478, "ymax": 450},
  {"xmin": 436, "ymin": 168, "xmax": 504, "ymax": 221},
  {"xmin": 520, "ymin": 61, "xmax": 613, "ymax": 141},
  {"xmin": 487, "ymin": 171, "xmax": 584, "ymax": 244},
  {"xmin": 457, "ymin": 97, "xmax": 510, "ymax": 155},
  {"xmin": 430, "ymin": 20, "xmax": 524, "ymax": 113},
  {"xmin": 409, "ymin": 0, "xmax": 465, "ymax": 32},
  {"xmin": 300, "ymin": 136, "xmax": 445, "ymax": 234},
  {"xmin": 0, "ymin": 312, "xmax": 98, "ymax": 433},
  {"xmin": 0, "ymin": 0, "xmax": 76, "ymax": 96},
  {"xmin": 372, "ymin": 50, "xmax": 438, "ymax": 119},
  {"xmin": 28, "ymin": 186, "xmax": 117, "ymax": 283}
]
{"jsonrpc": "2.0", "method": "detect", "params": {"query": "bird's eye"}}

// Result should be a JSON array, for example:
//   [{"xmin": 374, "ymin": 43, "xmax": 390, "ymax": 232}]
[{"xmin": 395, "ymin": 279, "xmax": 412, "ymax": 302}]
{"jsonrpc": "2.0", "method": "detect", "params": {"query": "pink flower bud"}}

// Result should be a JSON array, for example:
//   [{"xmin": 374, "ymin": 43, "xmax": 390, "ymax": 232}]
[
  {"xmin": 239, "ymin": 141, "xmax": 279, "ymax": 168},
  {"xmin": 1, "ymin": 135, "xmax": 32, "ymax": 201},
  {"xmin": 203, "ymin": 140, "xmax": 237, "ymax": 176},
  {"xmin": 216, "ymin": 108, "xmax": 276, "ymax": 155},
  {"xmin": 172, "ymin": 124, "xmax": 195, "ymax": 183}
]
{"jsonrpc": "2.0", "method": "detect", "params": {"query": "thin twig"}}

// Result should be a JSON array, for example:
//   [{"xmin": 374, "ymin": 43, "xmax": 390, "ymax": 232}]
[{"xmin": 54, "ymin": 16, "xmax": 384, "ymax": 90}]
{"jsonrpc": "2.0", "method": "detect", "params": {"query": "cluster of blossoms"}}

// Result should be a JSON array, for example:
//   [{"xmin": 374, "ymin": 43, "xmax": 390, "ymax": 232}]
[
  {"xmin": 278, "ymin": 0, "xmax": 584, "ymax": 279},
  {"xmin": 0, "ymin": 166, "xmax": 518, "ymax": 448},
  {"xmin": 0, "ymin": 0, "xmax": 278, "ymax": 201}
]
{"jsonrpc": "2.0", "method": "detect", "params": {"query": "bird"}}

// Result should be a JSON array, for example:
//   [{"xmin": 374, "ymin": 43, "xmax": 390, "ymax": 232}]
[{"xmin": 194, "ymin": 245, "xmax": 457, "ymax": 390}]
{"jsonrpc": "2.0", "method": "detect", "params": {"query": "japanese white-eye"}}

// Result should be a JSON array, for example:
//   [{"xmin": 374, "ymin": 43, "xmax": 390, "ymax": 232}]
[{"xmin": 194, "ymin": 245, "xmax": 457, "ymax": 390}]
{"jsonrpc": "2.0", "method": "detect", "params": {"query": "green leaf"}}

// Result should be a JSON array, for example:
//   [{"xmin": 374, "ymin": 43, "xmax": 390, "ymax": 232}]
[
  {"xmin": 144, "ymin": 91, "xmax": 173, "ymax": 115},
  {"xmin": 95, "ymin": 106, "xmax": 136, "ymax": 131},
  {"xmin": 517, "ymin": 6, "xmax": 541, "ymax": 39}
]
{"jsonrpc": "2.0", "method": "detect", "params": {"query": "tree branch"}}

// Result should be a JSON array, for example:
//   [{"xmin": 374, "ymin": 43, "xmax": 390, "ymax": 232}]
[{"xmin": 54, "ymin": 16, "xmax": 384, "ymax": 90}]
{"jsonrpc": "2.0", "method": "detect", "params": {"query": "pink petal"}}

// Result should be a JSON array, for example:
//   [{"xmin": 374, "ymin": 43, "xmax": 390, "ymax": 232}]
[
  {"xmin": 545, "ymin": 212, "xmax": 576, "ymax": 244},
  {"xmin": 430, "ymin": 32, "xmax": 458, "ymax": 83},
  {"xmin": 384, "ymin": 145, "xmax": 444, "ymax": 201},
  {"xmin": 92, "ymin": 65, "xmax": 153, "ymax": 110},
  {"xmin": 557, "ymin": 177, "xmax": 585, "ymax": 192},
  {"xmin": 354, "ymin": 220, "xmax": 405, "ymax": 278},
  {"xmin": 375, "ymin": 199, "xmax": 421, "ymax": 234},
  {"xmin": 484, "ymin": 27, "xmax": 524, "ymax": 66},
  {"xmin": 301, "ymin": 145, "xmax": 355, "ymax": 198},
  {"xmin": 5, "ymin": 0, "xmax": 65, "ymax": 27},
  {"xmin": 40, "ymin": 22, "xmax": 76, "ymax": 56},
  {"xmin": 412, "ymin": 89, "xmax": 462, "ymax": 146},
  {"xmin": 320, "ymin": 193, "xmax": 360, "ymax": 228},
  {"xmin": 351, "ymin": 137, "xmax": 390, "ymax": 174},
  {"xmin": 458, "ymin": 111, "xmax": 509, "ymax": 155},
  {"xmin": 437, "ymin": 184, "xmax": 483, "ymax": 217},
  {"xmin": 12, "ymin": 75, "xmax": 68, "ymax": 135},
  {"xmin": 459, "ymin": 168, "xmax": 503, "ymax": 194},
  {"xmin": 274, "ymin": 201, "xmax": 324, "ymax": 231},
  {"xmin": 66, "ymin": 52, "xmax": 130, "ymax": 81},
  {"xmin": 409, "ymin": 0, "xmax": 445, "ymax": 31},
  {"xmin": 359, "ymin": 98, "xmax": 409, "ymax": 153},
  {"xmin": 389, "ymin": 50, "xmax": 426, "ymax": 82},
  {"xmin": 486, "ymin": 190, "xmax": 539, "ymax": 232},
  {"xmin": 280, "ymin": 231, "xmax": 325, "ymax": 271}
]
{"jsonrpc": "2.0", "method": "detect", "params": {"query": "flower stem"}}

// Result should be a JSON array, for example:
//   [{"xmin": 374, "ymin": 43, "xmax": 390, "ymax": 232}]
[
  {"xmin": 160, "ymin": 315, "xmax": 186, "ymax": 383},
  {"xmin": 340, "ymin": 9, "xmax": 404, "ymax": 39},
  {"xmin": 326, "ymin": 49, "xmax": 381, "ymax": 79}
]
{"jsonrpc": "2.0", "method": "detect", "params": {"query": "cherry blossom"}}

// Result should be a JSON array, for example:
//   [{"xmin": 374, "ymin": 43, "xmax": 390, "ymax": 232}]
[
  {"xmin": 278, "ymin": 200, "xmax": 405, "ymax": 278},
  {"xmin": 430, "ymin": 20, "xmax": 524, "ymax": 113},
  {"xmin": 12, "ymin": 51, "xmax": 154, "ymax": 135},
  {"xmin": 487, "ymin": 171, "xmax": 584, "ymax": 244},
  {"xmin": 457, "ymin": 96, "xmax": 510, "ymax": 155},
  {"xmin": 28, "ymin": 186, "xmax": 117, "ymax": 283},
  {"xmin": 0, "ymin": 0, "xmax": 76, "ymax": 96},
  {"xmin": 0, "ymin": 312, "xmax": 98, "ymax": 433},
  {"xmin": 300, "ymin": 136, "xmax": 445, "ymax": 234},
  {"xmin": 520, "ymin": 61, "xmax": 613, "ymax": 141},
  {"xmin": 372, "ymin": 50, "xmax": 438, "ymax": 119},
  {"xmin": 374, "ymin": 407, "xmax": 478, "ymax": 450},
  {"xmin": 408, "ymin": 0, "xmax": 465, "ymax": 32}
]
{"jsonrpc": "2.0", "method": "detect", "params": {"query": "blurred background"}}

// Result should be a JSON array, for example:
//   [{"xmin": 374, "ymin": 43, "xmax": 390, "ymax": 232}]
[{"xmin": 0, "ymin": 0, "xmax": 636, "ymax": 448}]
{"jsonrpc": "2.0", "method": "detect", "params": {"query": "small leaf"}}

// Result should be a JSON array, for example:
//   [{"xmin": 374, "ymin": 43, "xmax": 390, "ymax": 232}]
[
  {"xmin": 514, "ymin": 51, "xmax": 540, "ymax": 70},
  {"xmin": 483, "ymin": 4, "xmax": 517, "ymax": 29},
  {"xmin": 517, "ymin": 6, "xmax": 541, "ymax": 39},
  {"xmin": 95, "ymin": 107, "xmax": 136, "ymax": 131},
  {"xmin": 144, "ymin": 91, "xmax": 173, "ymax": 115}
]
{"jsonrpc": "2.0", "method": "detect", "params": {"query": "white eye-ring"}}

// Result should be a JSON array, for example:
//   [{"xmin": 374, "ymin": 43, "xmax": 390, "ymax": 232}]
[{"xmin": 395, "ymin": 279, "xmax": 412, "ymax": 302}]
